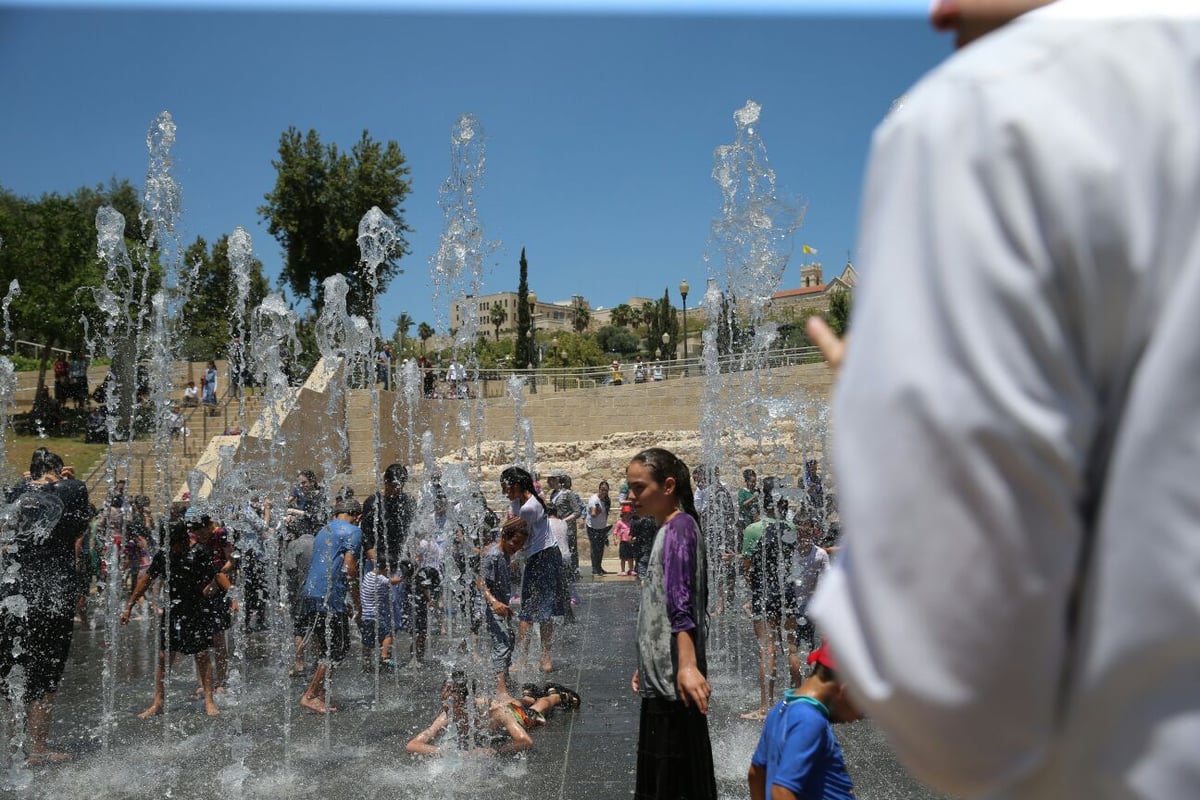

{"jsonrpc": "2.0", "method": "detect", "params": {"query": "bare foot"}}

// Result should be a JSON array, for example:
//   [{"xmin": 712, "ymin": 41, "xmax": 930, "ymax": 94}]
[
  {"xmin": 539, "ymin": 659, "xmax": 555, "ymax": 673},
  {"xmin": 300, "ymin": 695, "xmax": 337, "ymax": 714},
  {"xmin": 138, "ymin": 702, "xmax": 164, "ymax": 720},
  {"xmin": 204, "ymin": 701, "xmax": 221, "ymax": 716},
  {"xmin": 28, "ymin": 750, "xmax": 72, "ymax": 765},
  {"xmin": 739, "ymin": 708, "xmax": 768, "ymax": 721}
]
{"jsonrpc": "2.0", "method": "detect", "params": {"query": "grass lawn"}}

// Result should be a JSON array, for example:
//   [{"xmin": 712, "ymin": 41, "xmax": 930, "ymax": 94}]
[{"xmin": 4, "ymin": 434, "xmax": 108, "ymax": 480}]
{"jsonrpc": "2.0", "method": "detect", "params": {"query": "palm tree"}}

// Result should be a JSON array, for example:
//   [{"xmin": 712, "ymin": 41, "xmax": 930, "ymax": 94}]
[
  {"xmin": 418, "ymin": 321, "xmax": 434, "ymax": 355},
  {"xmin": 610, "ymin": 303, "xmax": 635, "ymax": 328},
  {"xmin": 571, "ymin": 300, "xmax": 590, "ymax": 333},
  {"xmin": 394, "ymin": 312, "xmax": 414, "ymax": 354},
  {"xmin": 489, "ymin": 301, "xmax": 508, "ymax": 340},
  {"xmin": 641, "ymin": 301, "xmax": 655, "ymax": 329}
]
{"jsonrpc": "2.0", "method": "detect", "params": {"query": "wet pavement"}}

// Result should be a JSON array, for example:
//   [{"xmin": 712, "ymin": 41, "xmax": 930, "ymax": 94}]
[{"xmin": 8, "ymin": 577, "xmax": 949, "ymax": 799}]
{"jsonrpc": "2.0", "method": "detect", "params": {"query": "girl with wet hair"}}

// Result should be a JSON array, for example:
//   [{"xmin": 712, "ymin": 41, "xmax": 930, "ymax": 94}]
[
  {"xmin": 499, "ymin": 465, "xmax": 563, "ymax": 674},
  {"xmin": 626, "ymin": 446, "xmax": 715, "ymax": 800}
]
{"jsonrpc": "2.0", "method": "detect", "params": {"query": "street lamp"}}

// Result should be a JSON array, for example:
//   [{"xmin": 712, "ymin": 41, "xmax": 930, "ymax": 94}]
[
  {"xmin": 551, "ymin": 337, "xmax": 559, "ymax": 391},
  {"xmin": 528, "ymin": 292, "xmax": 538, "ymax": 394},
  {"xmin": 661, "ymin": 332, "xmax": 670, "ymax": 379},
  {"xmin": 679, "ymin": 279, "xmax": 690, "ymax": 376}
]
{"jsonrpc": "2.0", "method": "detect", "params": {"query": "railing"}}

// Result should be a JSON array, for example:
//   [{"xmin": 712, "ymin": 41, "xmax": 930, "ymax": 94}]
[{"xmin": 446, "ymin": 345, "xmax": 827, "ymax": 398}]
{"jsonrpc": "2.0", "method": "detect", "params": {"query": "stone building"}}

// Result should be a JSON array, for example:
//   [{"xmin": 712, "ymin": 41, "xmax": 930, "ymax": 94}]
[{"xmin": 768, "ymin": 260, "xmax": 858, "ymax": 320}]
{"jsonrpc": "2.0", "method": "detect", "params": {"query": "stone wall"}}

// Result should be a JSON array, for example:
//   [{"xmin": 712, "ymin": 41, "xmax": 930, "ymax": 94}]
[{"xmin": 185, "ymin": 358, "xmax": 837, "ymax": 499}]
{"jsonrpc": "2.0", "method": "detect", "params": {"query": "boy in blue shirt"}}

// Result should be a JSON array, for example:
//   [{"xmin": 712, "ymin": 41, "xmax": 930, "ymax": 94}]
[
  {"xmin": 299, "ymin": 498, "xmax": 363, "ymax": 714},
  {"xmin": 749, "ymin": 642, "xmax": 862, "ymax": 800}
]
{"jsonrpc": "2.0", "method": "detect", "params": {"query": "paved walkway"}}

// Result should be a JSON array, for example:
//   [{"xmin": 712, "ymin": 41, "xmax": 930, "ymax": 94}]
[{"xmin": 9, "ymin": 579, "xmax": 945, "ymax": 799}]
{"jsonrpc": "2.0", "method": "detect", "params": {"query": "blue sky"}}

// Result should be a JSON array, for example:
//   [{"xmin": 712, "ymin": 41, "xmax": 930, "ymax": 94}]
[{"xmin": 0, "ymin": 1, "xmax": 949, "ymax": 333}]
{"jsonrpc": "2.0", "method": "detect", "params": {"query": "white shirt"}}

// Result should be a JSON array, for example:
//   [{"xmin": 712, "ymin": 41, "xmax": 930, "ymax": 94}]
[
  {"xmin": 810, "ymin": 6, "xmax": 1200, "ymax": 799},
  {"xmin": 586, "ymin": 493, "xmax": 610, "ymax": 530},
  {"xmin": 789, "ymin": 545, "xmax": 828, "ymax": 609},
  {"xmin": 549, "ymin": 517, "xmax": 571, "ymax": 562}
]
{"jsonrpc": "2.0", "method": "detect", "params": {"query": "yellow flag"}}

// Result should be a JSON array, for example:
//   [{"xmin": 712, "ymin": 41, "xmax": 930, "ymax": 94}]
[{"xmin": 802, "ymin": 244, "xmax": 817, "ymax": 255}]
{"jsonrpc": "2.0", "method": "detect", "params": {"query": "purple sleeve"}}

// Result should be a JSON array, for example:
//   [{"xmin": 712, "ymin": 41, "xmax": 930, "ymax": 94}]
[{"xmin": 662, "ymin": 514, "xmax": 698, "ymax": 634}]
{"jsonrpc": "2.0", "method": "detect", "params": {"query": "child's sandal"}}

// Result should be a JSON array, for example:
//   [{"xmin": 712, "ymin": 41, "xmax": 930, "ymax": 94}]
[{"xmin": 543, "ymin": 683, "xmax": 582, "ymax": 709}]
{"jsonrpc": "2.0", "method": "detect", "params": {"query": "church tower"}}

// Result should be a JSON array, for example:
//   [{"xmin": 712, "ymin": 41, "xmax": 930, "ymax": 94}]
[{"xmin": 800, "ymin": 261, "xmax": 823, "ymax": 289}]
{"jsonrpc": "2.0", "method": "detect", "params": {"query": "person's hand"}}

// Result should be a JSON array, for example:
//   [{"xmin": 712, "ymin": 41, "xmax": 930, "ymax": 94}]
[
  {"xmin": 631, "ymin": 669, "xmax": 640, "ymax": 694},
  {"xmin": 805, "ymin": 315, "xmax": 846, "ymax": 372},
  {"xmin": 119, "ymin": 608, "xmax": 131, "ymax": 625},
  {"xmin": 676, "ymin": 665, "xmax": 711, "ymax": 715},
  {"xmin": 491, "ymin": 599, "xmax": 510, "ymax": 618}
]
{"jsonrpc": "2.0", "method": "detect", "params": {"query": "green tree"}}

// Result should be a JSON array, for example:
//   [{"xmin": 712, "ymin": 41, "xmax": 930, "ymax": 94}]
[
  {"xmin": 571, "ymin": 298, "xmax": 590, "ymax": 334},
  {"xmin": 0, "ymin": 179, "xmax": 147, "ymax": 395},
  {"xmin": 545, "ymin": 331, "xmax": 606, "ymax": 368},
  {"xmin": 180, "ymin": 234, "xmax": 269, "ymax": 359},
  {"xmin": 489, "ymin": 301, "xmax": 508, "ymax": 341},
  {"xmin": 595, "ymin": 325, "xmax": 641, "ymax": 356},
  {"xmin": 640, "ymin": 301, "xmax": 655, "ymax": 329},
  {"xmin": 418, "ymin": 321, "xmax": 434, "ymax": 355},
  {"xmin": 514, "ymin": 248, "xmax": 532, "ymax": 369},
  {"xmin": 392, "ymin": 311, "xmax": 414, "ymax": 354},
  {"xmin": 609, "ymin": 303, "xmax": 636, "ymax": 328},
  {"xmin": 259, "ymin": 127, "xmax": 413, "ymax": 317},
  {"xmin": 826, "ymin": 289, "xmax": 853, "ymax": 336},
  {"xmin": 645, "ymin": 288, "xmax": 680, "ymax": 360}
]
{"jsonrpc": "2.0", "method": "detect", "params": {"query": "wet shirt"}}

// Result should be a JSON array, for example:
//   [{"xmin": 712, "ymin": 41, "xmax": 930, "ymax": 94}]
[
  {"xmin": 511, "ymin": 495, "xmax": 555, "ymax": 556},
  {"xmin": 751, "ymin": 694, "xmax": 855, "ymax": 800},
  {"xmin": 5, "ymin": 478, "xmax": 90, "ymax": 618},
  {"xmin": 746, "ymin": 518, "xmax": 797, "ymax": 602},
  {"xmin": 147, "ymin": 542, "xmax": 217, "ymax": 619},
  {"xmin": 738, "ymin": 487, "xmax": 761, "ymax": 530},
  {"xmin": 302, "ymin": 518, "xmax": 363, "ymax": 613},
  {"xmin": 636, "ymin": 512, "xmax": 708, "ymax": 700},
  {"xmin": 360, "ymin": 491, "xmax": 414, "ymax": 563}
]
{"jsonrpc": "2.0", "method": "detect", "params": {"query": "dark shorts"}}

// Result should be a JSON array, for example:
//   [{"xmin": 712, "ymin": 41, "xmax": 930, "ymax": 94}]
[
  {"xmin": 206, "ymin": 593, "xmax": 233, "ymax": 633},
  {"xmin": 0, "ymin": 612, "xmax": 74, "ymax": 703},
  {"xmin": 291, "ymin": 601, "xmax": 314, "ymax": 639},
  {"xmin": 749, "ymin": 584, "xmax": 784, "ymax": 622},
  {"xmin": 635, "ymin": 697, "xmax": 717, "ymax": 800},
  {"xmin": 519, "ymin": 547, "xmax": 566, "ymax": 624},
  {"xmin": 160, "ymin": 608, "xmax": 213, "ymax": 656},
  {"xmin": 308, "ymin": 607, "xmax": 350, "ymax": 664},
  {"xmin": 619, "ymin": 541, "xmax": 636, "ymax": 560},
  {"xmin": 358, "ymin": 613, "xmax": 393, "ymax": 648}
]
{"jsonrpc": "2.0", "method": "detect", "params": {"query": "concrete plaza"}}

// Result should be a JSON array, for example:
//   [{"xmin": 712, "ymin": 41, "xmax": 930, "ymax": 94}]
[{"xmin": 11, "ymin": 578, "xmax": 946, "ymax": 800}]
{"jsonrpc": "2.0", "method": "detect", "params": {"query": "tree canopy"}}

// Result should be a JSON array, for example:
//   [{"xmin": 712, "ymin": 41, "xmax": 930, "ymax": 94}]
[
  {"xmin": 0, "ymin": 179, "xmax": 148, "ymax": 360},
  {"xmin": 259, "ymin": 127, "xmax": 413, "ymax": 318},
  {"xmin": 595, "ymin": 324, "xmax": 640, "ymax": 355},
  {"xmin": 181, "ymin": 234, "xmax": 270, "ymax": 360},
  {"xmin": 645, "ymin": 288, "xmax": 680, "ymax": 360}
]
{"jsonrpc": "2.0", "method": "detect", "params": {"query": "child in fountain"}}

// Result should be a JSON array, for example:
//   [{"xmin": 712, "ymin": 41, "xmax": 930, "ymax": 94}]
[
  {"xmin": 299, "ymin": 497, "xmax": 363, "ymax": 714},
  {"xmin": 359, "ymin": 555, "xmax": 401, "ymax": 669},
  {"xmin": 614, "ymin": 503, "xmax": 635, "ymax": 576},
  {"xmin": 405, "ymin": 670, "xmax": 580, "ymax": 756},
  {"xmin": 481, "ymin": 517, "xmax": 528, "ymax": 697},
  {"xmin": 747, "ymin": 642, "xmax": 861, "ymax": 800},
  {"xmin": 627, "ymin": 446, "xmax": 716, "ymax": 800},
  {"xmin": 121, "ymin": 511, "xmax": 232, "ymax": 718}
]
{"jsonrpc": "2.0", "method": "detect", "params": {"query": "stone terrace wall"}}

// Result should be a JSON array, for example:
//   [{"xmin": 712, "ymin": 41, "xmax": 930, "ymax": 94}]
[
  {"xmin": 184, "ymin": 359, "xmax": 837, "ymax": 500},
  {"xmin": 344, "ymin": 362, "xmax": 837, "ymax": 494}
]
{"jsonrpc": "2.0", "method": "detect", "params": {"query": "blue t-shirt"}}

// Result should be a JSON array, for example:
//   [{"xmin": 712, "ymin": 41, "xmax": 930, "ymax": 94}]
[
  {"xmin": 302, "ymin": 517, "xmax": 363, "ymax": 613},
  {"xmin": 751, "ymin": 693, "xmax": 855, "ymax": 800}
]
